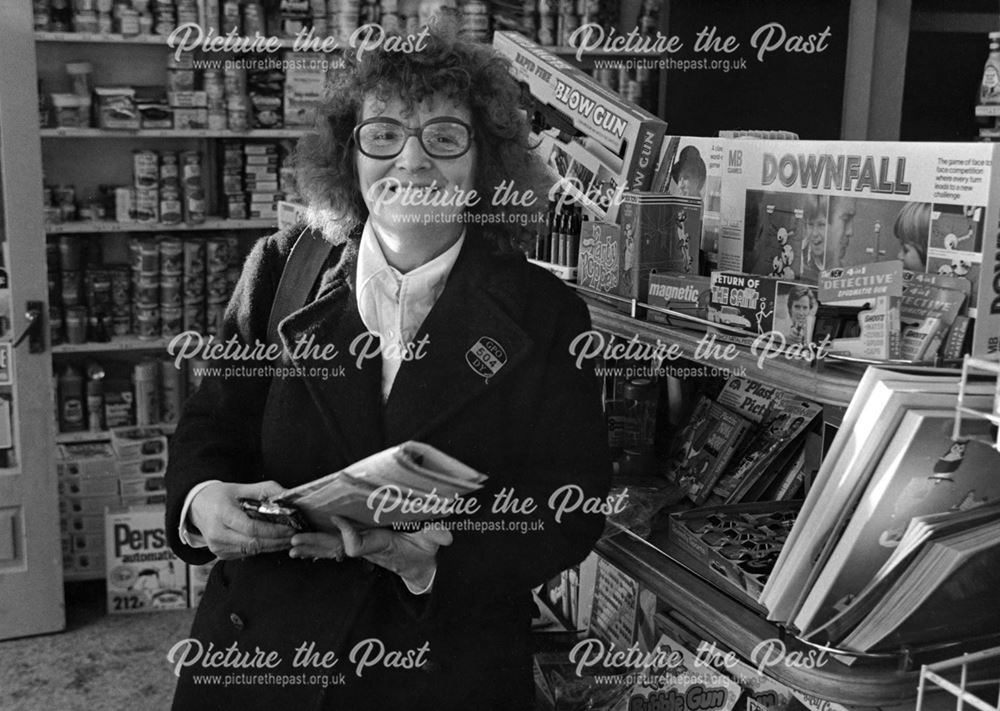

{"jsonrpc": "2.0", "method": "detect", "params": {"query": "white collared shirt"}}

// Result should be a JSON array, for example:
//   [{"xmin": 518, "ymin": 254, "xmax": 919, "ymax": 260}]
[{"xmin": 356, "ymin": 219, "xmax": 465, "ymax": 400}]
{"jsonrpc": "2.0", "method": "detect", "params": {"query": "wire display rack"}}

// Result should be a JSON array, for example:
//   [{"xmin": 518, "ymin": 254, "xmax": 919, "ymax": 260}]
[
  {"xmin": 953, "ymin": 355, "xmax": 1000, "ymax": 452},
  {"xmin": 917, "ymin": 646, "xmax": 1000, "ymax": 711}
]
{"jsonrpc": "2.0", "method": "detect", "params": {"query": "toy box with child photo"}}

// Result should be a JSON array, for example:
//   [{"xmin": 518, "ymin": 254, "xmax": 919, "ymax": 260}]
[{"xmin": 717, "ymin": 139, "xmax": 1000, "ymax": 356}]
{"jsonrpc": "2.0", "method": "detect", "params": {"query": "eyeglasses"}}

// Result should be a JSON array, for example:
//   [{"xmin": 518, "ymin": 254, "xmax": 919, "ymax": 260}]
[{"xmin": 353, "ymin": 117, "xmax": 474, "ymax": 159}]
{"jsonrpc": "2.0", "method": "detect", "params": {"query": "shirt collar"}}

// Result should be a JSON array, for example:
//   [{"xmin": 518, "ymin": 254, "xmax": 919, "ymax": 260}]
[{"xmin": 355, "ymin": 219, "xmax": 465, "ymax": 338}]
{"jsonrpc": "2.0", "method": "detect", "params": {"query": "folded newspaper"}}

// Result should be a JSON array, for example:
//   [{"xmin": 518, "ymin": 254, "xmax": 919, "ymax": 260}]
[{"xmin": 272, "ymin": 442, "xmax": 487, "ymax": 531}]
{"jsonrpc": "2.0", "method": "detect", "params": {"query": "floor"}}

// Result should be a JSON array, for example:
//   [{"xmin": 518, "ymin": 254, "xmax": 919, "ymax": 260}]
[{"xmin": 0, "ymin": 581, "xmax": 195, "ymax": 711}]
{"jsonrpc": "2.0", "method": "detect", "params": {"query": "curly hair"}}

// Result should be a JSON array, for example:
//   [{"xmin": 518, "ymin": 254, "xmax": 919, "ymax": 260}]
[{"xmin": 295, "ymin": 24, "xmax": 553, "ymax": 251}]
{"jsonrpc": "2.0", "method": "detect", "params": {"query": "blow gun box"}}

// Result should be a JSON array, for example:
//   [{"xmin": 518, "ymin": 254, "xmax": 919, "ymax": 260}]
[
  {"xmin": 493, "ymin": 32, "xmax": 667, "ymax": 223},
  {"xmin": 105, "ymin": 505, "xmax": 188, "ymax": 613},
  {"xmin": 717, "ymin": 139, "xmax": 1000, "ymax": 356}
]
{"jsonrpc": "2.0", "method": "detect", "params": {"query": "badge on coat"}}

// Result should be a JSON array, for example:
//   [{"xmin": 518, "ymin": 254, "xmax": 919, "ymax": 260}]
[{"xmin": 466, "ymin": 337, "xmax": 507, "ymax": 380}]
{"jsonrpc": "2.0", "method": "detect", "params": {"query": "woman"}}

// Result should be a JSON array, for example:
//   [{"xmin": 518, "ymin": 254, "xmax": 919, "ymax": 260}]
[{"xmin": 165, "ymin": 27, "xmax": 611, "ymax": 711}]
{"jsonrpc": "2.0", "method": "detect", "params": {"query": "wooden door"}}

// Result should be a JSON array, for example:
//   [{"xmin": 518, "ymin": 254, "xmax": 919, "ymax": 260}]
[{"xmin": 0, "ymin": 0, "xmax": 65, "ymax": 640}]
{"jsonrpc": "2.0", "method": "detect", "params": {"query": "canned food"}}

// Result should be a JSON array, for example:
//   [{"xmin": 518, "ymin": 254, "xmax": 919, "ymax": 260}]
[
  {"xmin": 133, "ymin": 150, "xmax": 159, "ymax": 189},
  {"xmin": 182, "ymin": 301, "xmax": 205, "ymax": 332},
  {"xmin": 133, "ymin": 187, "xmax": 159, "ymax": 223},
  {"xmin": 112, "ymin": 314, "xmax": 131, "ymax": 337},
  {"xmin": 158, "ymin": 238, "xmax": 184, "ymax": 275},
  {"xmin": 110, "ymin": 267, "xmax": 131, "ymax": 304},
  {"xmin": 65, "ymin": 306, "xmax": 88, "ymax": 344},
  {"xmin": 160, "ymin": 274, "xmax": 182, "ymax": 307},
  {"xmin": 135, "ymin": 305, "xmax": 160, "ymax": 341},
  {"xmin": 50, "ymin": 306, "xmax": 65, "ymax": 345},
  {"xmin": 184, "ymin": 190, "xmax": 206, "ymax": 224},
  {"xmin": 160, "ymin": 189, "xmax": 182, "ymax": 225},
  {"xmin": 206, "ymin": 273, "xmax": 230, "ymax": 300},
  {"xmin": 159, "ymin": 359, "xmax": 183, "ymax": 424},
  {"xmin": 61, "ymin": 270, "xmax": 82, "ymax": 307},
  {"xmin": 208, "ymin": 109, "xmax": 228, "ymax": 130},
  {"xmin": 58, "ymin": 236, "xmax": 82, "ymax": 271},
  {"xmin": 136, "ymin": 238, "xmax": 159, "ymax": 274},
  {"xmin": 135, "ymin": 274, "xmax": 160, "ymax": 305},
  {"xmin": 159, "ymin": 152, "xmax": 179, "ymax": 188},
  {"xmin": 161, "ymin": 306, "xmax": 183, "ymax": 337},
  {"xmin": 205, "ymin": 299, "xmax": 227, "ymax": 336},
  {"xmin": 133, "ymin": 361, "xmax": 160, "ymax": 425},
  {"xmin": 180, "ymin": 151, "xmax": 202, "ymax": 190},
  {"xmin": 183, "ymin": 238, "xmax": 205, "ymax": 274},
  {"xmin": 206, "ymin": 238, "xmax": 230, "ymax": 273}
]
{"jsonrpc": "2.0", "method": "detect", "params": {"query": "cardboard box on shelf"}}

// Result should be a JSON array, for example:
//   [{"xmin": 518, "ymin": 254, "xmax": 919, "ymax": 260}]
[
  {"xmin": 118, "ymin": 474, "xmax": 167, "ymax": 498},
  {"xmin": 58, "ymin": 474, "xmax": 119, "ymax": 498},
  {"xmin": 57, "ymin": 442, "xmax": 117, "ymax": 478},
  {"xmin": 493, "ymin": 32, "xmax": 667, "ymax": 223},
  {"xmin": 718, "ymin": 139, "xmax": 1000, "ymax": 356},
  {"xmin": 109, "ymin": 426, "xmax": 168, "ymax": 459},
  {"xmin": 115, "ymin": 454, "xmax": 167, "ymax": 479}
]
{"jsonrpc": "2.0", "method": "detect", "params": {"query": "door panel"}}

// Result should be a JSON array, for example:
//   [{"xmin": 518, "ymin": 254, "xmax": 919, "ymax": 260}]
[{"xmin": 0, "ymin": 0, "xmax": 65, "ymax": 640}]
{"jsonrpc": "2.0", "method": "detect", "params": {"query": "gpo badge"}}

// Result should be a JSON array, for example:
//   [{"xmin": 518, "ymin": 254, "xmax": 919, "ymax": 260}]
[{"xmin": 466, "ymin": 337, "xmax": 507, "ymax": 380}]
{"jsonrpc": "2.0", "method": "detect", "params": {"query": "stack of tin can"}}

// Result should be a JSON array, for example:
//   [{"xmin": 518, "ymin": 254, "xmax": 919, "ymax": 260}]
[
  {"xmin": 130, "ymin": 237, "xmax": 161, "ymax": 340},
  {"xmin": 245, "ymin": 144, "xmax": 281, "ymax": 220},
  {"xmin": 182, "ymin": 238, "xmax": 206, "ymax": 334},
  {"xmin": 133, "ymin": 150, "xmax": 160, "ymax": 224},
  {"xmin": 159, "ymin": 237, "xmax": 184, "ymax": 338},
  {"xmin": 180, "ymin": 150, "xmax": 206, "ymax": 224},
  {"xmin": 205, "ymin": 237, "xmax": 236, "ymax": 336},
  {"xmin": 221, "ymin": 141, "xmax": 247, "ymax": 219},
  {"xmin": 152, "ymin": 0, "xmax": 178, "ymax": 35}
]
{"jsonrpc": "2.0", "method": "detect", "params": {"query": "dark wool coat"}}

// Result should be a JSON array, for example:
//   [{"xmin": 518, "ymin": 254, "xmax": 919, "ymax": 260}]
[{"xmin": 165, "ymin": 223, "xmax": 612, "ymax": 711}]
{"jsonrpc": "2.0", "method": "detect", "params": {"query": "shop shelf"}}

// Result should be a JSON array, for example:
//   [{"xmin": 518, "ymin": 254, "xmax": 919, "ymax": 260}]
[
  {"xmin": 585, "ymin": 302, "xmax": 857, "ymax": 426},
  {"xmin": 52, "ymin": 336, "xmax": 172, "ymax": 355},
  {"xmin": 40, "ymin": 127, "xmax": 310, "ymax": 138},
  {"xmin": 35, "ymin": 31, "xmax": 304, "ymax": 48},
  {"xmin": 598, "ymin": 527, "xmax": 967, "ymax": 707},
  {"xmin": 45, "ymin": 219, "xmax": 275, "ymax": 234}
]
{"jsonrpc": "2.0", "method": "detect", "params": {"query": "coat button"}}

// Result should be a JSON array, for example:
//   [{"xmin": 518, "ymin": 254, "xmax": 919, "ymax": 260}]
[{"xmin": 230, "ymin": 613, "xmax": 245, "ymax": 631}]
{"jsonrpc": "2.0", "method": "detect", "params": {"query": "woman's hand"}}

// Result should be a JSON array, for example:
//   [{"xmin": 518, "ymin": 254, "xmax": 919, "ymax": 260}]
[
  {"xmin": 287, "ymin": 531, "xmax": 346, "ymax": 561},
  {"xmin": 189, "ymin": 481, "xmax": 297, "ymax": 560},
  {"xmin": 314, "ymin": 515, "xmax": 454, "ymax": 590}
]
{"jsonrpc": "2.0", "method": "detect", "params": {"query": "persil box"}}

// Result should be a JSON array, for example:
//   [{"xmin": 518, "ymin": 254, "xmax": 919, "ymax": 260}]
[
  {"xmin": 106, "ymin": 505, "xmax": 188, "ymax": 613},
  {"xmin": 494, "ymin": 32, "xmax": 667, "ymax": 222},
  {"xmin": 110, "ymin": 426, "xmax": 168, "ymax": 459}
]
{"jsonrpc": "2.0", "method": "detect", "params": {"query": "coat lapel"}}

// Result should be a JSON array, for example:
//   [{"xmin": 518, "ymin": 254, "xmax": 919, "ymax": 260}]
[
  {"xmin": 383, "ymin": 239, "xmax": 534, "ymax": 444},
  {"xmin": 276, "ymin": 240, "xmax": 386, "ymax": 464}
]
